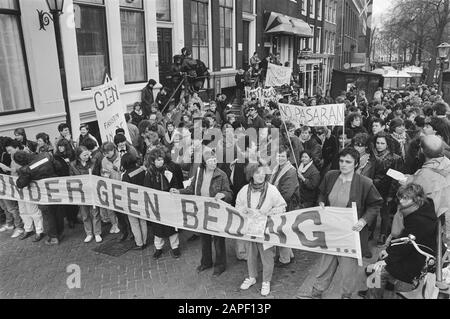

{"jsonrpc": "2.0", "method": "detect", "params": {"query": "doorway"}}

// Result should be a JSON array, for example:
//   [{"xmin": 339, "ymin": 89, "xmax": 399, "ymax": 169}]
[
  {"xmin": 243, "ymin": 20, "xmax": 250, "ymax": 70},
  {"xmin": 157, "ymin": 28, "xmax": 173, "ymax": 88}
]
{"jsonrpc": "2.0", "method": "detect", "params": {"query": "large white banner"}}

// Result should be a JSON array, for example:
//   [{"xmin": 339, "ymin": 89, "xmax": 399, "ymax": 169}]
[
  {"xmin": 0, "ymin": 174, "xmax": 362, "ymax": 264},
  {"xmin": 93, "ymin": 75, "xmax": 131, "ymax": 143},
  {"xmin": 279, "ymin": 103, "xmax": 346, "ymax": 128},
  {"xmin": 265, "ymin": 63, "xmax": 292, "ymax": 87}
]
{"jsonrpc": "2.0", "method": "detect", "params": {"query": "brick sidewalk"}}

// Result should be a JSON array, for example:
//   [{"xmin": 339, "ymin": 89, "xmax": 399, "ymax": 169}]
[{"xmin": 0, "ymin": 222, "xmax": 319, "ymax": 299}]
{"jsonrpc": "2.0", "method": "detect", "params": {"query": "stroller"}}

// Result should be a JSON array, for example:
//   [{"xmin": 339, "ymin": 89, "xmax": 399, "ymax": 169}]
[{"xmin": 366, "ymin": 234, "xmax": 450, "ymax": 299}]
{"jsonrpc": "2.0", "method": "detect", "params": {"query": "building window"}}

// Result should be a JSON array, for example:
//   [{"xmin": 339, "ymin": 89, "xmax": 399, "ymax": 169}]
[
  {"xmin": 242, "ymin": 0, "xmax": 253, "ymax": 14},
  {"xmin": 316, "ymin": 27, "xmax": 321, "ymax": 53},
  {"xmin": 219, "ymin": 0, "xmax": 233, "ymax": 68},
  {"xmin": 120, "ymin": 0, "xmax": 146, "ymax": 84},
  {"xmin": 191, "ymin": 0, "xmax": 209, "ymax": 67},
  {"xmin": 0, "ymin": 0, "xmax": 33, "ymax": 114},
  {"xmin": 317, "ymin": 0, "xmax": 322, "ymax": 20},
  {"xmin": 74, "ymin": 0, "xmax": 110, "ymax": 89},
  {"xmin": 309, "ymin": 0, "xmax": 315, "ymax": 18},
  {"xmin": 156, "ymin": 0, "xmax": 171, "ymax": 21},
  {"xmin": 333, "ymin": 1, "xmax": 337, "ymax": 23},
  {"xmin": 301, "ymin": 0, "xmax": 307, "ymax": 14}
]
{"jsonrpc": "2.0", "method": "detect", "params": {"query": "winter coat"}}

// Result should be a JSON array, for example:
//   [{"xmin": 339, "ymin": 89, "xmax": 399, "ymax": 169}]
[
  {"xmin": 318, "ymin": 171, "xmax": 383, "ymax": 253},
  {"xmin": 179, "ymin": 166, "xmax": 232, "ymax": 204},
  {"xmin": 90, "ymin": 149, "xmax": 104, "ymax": 177},
  {"xmin": 122, "ymin": 166, "xmax": 146, "ymax": 187},
  {"xmin": 235, "ymin": 72, "xmax": 245, "ymax": 90},
  {"xmin": 385, "ymin": 199, "xmax": 438, "ymax": 284},
  {"xmin": 322, "ymin": 135, "xmax": 338, "ymax": 170},
  {"xmin": 141, "ymin": 86, "xmax": 155, "ymax": 117},
  {"xmin": 70, "ymin": 159, "xmax": 94, "ymax": 176},
  {"xmin": 301, "ymin": 138, "xmax": 322, "ymax": 170},
  {"xmin": 16, "ymin": 153, "xmax": 58, "ymax": 189},
  {"xmin": 373, "ymin": 151, "xmax": 404, "ymax": 198},
  {"xmin": 357, "ymin": 155, "xmax": 376, "ymax": 180},
  {"xmin": 270, "ymin": 165, "xmax": 300, "ymax": 212},
  {"xmin": 130, "ymin": 110, "xmax": 146, "ymax": 127},
  {"xmin": 406, "ymin": 156, "xmax": 450, "ymax": 217},
  {"xmin": 298, "ymin": 163, "xmax": 321, "ymax": 207},
  {"xmin": 156, "ymin": 92, "xmax": 170, "ymax": 113},
  {"xmin": 144, "ymin": 164, "xmax": 180, "ymax": 238},
  {"xmin": 101, "ymin": 152, "xmax": 122, "ymax": 181}
]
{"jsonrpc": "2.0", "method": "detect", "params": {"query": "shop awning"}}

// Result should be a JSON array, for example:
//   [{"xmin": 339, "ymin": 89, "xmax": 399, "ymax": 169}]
[{"xmin": 265, "ymin": 12, "xmax": 313, "ymax": 38}]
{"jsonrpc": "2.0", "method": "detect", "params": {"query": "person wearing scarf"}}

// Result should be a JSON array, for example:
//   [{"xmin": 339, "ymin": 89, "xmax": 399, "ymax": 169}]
[
  {"xmin": 297, "ymin": 150, "xmax": 321, "ymax": 209},
  {"xmin": 145, "ymin": 147, "xmax": 181, "ymax": 258},
  {"xmin": 171, "ymin": 148, "xmax": 232, "ymax": 276},
  {"xmin": 236, "ymin": 162, "xmax": 287, "ymax": 297},
  {"xmin": 269, "ymin": 146, "xmax": 299, "ymax": 267},
  {"xmin": 100, "ymin": 142, "xmax": 122, "ymax": 235},
  {"xmin": 372, "ymin": 132, "xmax": 404, "ymax": 246},
  {"xmin": 70, "ymin": 146, "xmax": 102, "ymax": 244},
  {"xmin": 389, "ymin": 118, "xmax": 410, "ymax": 160},
  {"xmin": 365, "ymin": 184, "xmax": 438, "ymax": 299}
]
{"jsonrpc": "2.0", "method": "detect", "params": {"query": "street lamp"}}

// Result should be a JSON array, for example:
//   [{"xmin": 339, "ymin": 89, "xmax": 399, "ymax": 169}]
[
  {"xmin": 434, "ymin": 42, "xmax": 449, "ymax": 288},
  {"xmin": 37, "ymin": 0, "xmax": 72, "ymax": 132},
  {"xmin": 437, "ymin": 42, "xmax": 450, "ymax": 97}
]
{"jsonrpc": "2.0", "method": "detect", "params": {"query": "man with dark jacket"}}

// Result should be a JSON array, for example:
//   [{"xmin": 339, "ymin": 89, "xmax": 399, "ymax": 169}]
[{"xmin": 14, "ymin": 151, "xmax": 64, "ymax": 245}]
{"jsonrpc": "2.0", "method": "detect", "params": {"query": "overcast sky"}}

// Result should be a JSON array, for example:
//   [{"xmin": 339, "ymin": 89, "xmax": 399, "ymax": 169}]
[
  {"xmin": 373, "ymin": 0, "xmax": 391, "ymax": 15},
  {"xmin": 373, "ymin": 0, "xmax": 393, "ymax": 27}
]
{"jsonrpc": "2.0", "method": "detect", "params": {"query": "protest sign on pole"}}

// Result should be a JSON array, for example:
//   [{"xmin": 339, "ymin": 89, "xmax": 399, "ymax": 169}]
[
  {"xmin": 279, "ymin": 103, "xmax": 346, "ymax": 128},
  {"xmin": 265, "ymin": 63, "xmax": 292, "ymax": 87},
  {"xmin": 245, "ymin": 87, "xmax": 281, "ymax": 107},
  {"xmin": 92, "ymin": 75, "xmax": 131, "ymax": 143},
  {"xmin": 0, "ymin": 174, "xmax": 361, "ymax": 263}
]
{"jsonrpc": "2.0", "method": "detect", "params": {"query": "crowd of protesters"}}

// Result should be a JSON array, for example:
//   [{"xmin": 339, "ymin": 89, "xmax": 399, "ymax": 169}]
[{"xmin": 1, "ymin": 48, "xmax": 450, "ymax": 298}]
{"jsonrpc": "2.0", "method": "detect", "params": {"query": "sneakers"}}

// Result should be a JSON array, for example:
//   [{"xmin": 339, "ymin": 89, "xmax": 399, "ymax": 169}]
[
  {"xmin": 109, "ymin": 225, "xmax": 120, "ymax": 234},
  {"xmin": 11, "ymin": 228, "xmax": 24, "ymax": 238},
  {"xmin": 84, "ymin": 235, "xmax": 93, "ymax": 243},
  {"xmin": 261, "ymin": 282, "xmax": 271, "ymax": 296},
  {"xmin": 0, "ymin": 225, "xmax": 14, "ymax": 232},
  {"xmin": 95, "ymin": 235, "xmax": 102, "ymax": 243},
  {"xmin": 240, "ymin": 278, "xmax": 257, "ymax": 290}
]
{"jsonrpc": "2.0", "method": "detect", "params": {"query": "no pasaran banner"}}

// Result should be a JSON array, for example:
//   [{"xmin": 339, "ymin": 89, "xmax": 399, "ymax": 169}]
[
  {"xmin": 0, "ymin": 174, "xmax": 362, "ymax": 264},
  {"xmin": 279, "ymin": 103, "xmax": 346, "ymax": 128}
]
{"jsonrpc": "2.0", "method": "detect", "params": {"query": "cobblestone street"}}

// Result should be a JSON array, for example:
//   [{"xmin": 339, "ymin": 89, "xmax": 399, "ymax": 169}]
[{"xmin": 0, "ymin": 221, "xmax": 320, "ymax": 299}]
